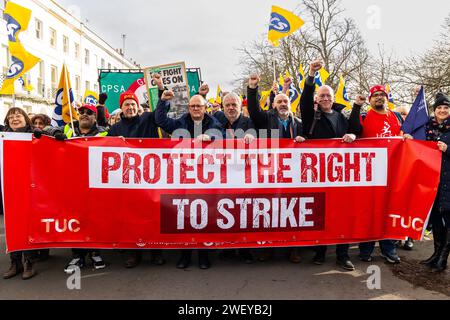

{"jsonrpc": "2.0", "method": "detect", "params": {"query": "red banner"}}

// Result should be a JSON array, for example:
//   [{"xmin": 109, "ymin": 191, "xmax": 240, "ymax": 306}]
[{"xmin": 1, "ymin": 134, "xmax": 441, "ymax": 252}]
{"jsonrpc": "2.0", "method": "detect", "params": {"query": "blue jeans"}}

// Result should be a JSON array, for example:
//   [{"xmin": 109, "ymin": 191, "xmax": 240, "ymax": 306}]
[
  {"xmin": 359, "ymin": 240, "xmax": 397, "ymax": 258},
  {"xmin": 315, "ymin": 244, "xmax": 350, "ymax": 259}
]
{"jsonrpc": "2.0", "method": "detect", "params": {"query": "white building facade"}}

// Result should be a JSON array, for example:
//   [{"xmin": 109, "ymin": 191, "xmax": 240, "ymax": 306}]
[{"xmin": 0, "ymin": 0, "xmax": 137, "ymax": 121}]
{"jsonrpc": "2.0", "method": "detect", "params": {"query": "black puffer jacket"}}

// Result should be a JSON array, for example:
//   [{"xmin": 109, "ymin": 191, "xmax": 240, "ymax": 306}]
[
  {"xmin": 426, "ymin": 117, "xmax": 450, "ymax": 210},
  {"xmin": 108, "ymin": 112, "xmax": 159, "ymax": 138},
  {"xmin": 247, "ymin": 86, "xmax": 303, "ymax": 138},
  {"xmin": 300, "ymin": 76, "xmax": 360, "ymax": 139}
]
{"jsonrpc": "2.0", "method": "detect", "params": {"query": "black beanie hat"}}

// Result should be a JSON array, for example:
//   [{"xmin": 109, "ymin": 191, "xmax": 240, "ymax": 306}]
[
  {"xmin": 99, "ymin": 92, "xmax": 108, "ymax": 105},
  {"xmin": 433, "ymin": 92, "xmax": 450, "ymax": 110}
]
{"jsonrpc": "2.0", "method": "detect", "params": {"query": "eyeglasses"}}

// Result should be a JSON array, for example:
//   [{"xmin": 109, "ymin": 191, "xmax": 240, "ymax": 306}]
[
  {"xmin": 7, "ymin": 114, "xmax": 24, "ymax": 121},
  {"xmin": 78, "ymin": 109, "xmax": 95, "ymax": 116},
  {"xmin": 189, "ymin": 104, "xmax": 206, "ymax": 109}
]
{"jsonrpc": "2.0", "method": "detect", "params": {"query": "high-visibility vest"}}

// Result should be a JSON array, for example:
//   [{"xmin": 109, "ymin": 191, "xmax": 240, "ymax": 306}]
[{"xmin": 64, "ymin": 124, "xmax": 108, "ymax": 138}]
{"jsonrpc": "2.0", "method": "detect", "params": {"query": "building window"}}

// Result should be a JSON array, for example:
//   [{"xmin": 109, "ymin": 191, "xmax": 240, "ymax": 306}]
[
  {"xmin": 50, "ymin": 65, "xmax": 58, "ymax": 91},
  {"xmin": 101, "ymin": 58, "xmax": 105, "ymax": 69},
  {"xmin": 108, "ymin": 63, "xmax": 112, "ymax": 70},
  {"xmin": 2, "ymin": 45, "xmax": 10, "ymax": 76},
  {"xmin": 94, "ymin": 83, "xmax": 98, "ymax": 92},
  {"xmin": 0, "ymin": 0, "xmax": 6, "ymax": 17},
  {"xmin": 49, "ymin": 28, "xmax": 57, "ymax": 48},
  {"xmin": 35, "ymin": 19, "xmax": 43, "ymax": 40},
  {"xmin": 85, "ymin": 49, "xmax": 90, "ymax": 65},
  {"xmin": 63, "ymin": 36, "xmax": 69, "ymax": 54},
  {"xmin": 37, "ymin": 61, "xmax": 45, "ymax": 96},
  {"xmin": 74, "ymin": 43, "xmax": 80, "ymax": 59},
  {"xmin": 85, "ymin": 81, "xmax": 90, "ymax": 91},
  {"xmin": 75, "ymin": 75, "xmax": 81, "ymax": 96}
]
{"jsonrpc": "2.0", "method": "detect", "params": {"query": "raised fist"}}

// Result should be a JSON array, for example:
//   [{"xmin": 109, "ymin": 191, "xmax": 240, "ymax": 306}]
[
  {"xmin": 152, "ymin": 73, "xmax": 164, "ymax": 90},
  {"xmin": 283, "ymin": 77, "xmax": 292, "ymax": 93},
  {"xmin": 309, "ymin": 60, "xmax": 323, "ymax": 77},
  {"xmin": 355, "ymin": 94, "xmax": 367, "ymax": 106},
  {"xmin": 161, "ymin": 90, "xmax": 175, "ymax": 101},
  {"xmin": 248, "ymin": 74, "xmax": 260, "ymax": 89},
  {"xmin": 271, "ymin": 81, "xmax": 279, "ymax": 94},
  {"xmin": 199, "ymin": 83, "xmax": 210, "ymax": 96}
]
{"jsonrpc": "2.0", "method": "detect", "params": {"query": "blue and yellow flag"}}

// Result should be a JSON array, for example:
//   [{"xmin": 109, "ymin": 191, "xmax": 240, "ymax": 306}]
[
  {"xmin": 216, "ymin": 85, "xmax": 223, "ymax": 104},
  {"xmin": 314, "ymin": 68, "xmax": 330, "ymax": 89},
  {"xmin": 386, "ymin": 84, "xmax": 396, "ymax": 110},
  {"xmin": 83, "ymin": 90, "xmax": 99, "ymax": 106},
  {"xmin": 51, "ymin": 64, "xmax": 78, "ymax": 127},
  {"xmin": 335, "ymin": 76, "xmax": 352, "ymax": 110},
  {"xmin": 260, "ymin": 91, "xmax": 271, "ymax": 111},
  {"xmin": 297, "ymin": 64, "xmax": 305, "ymax": 95},
  {"xmin": 285, "ymin": 71, "xmax": 300, "ymax": 113},
  {"xmin": 268, "ymin": 6, "xmax": 304, "ymax": 47},
  {"xmin": 0, "ymin": 2, "xmax": 40, "ymax": 95}
]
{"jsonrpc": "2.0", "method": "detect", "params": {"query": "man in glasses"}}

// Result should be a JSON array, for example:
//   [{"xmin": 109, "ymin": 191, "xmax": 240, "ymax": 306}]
[
  {"xmin": 42, "ymin": 104, "xmax": 108, "ymax": 273},
  {"xmin": 155, "ymin": 90, "xmax": 224, "ymax": 142},
  {"xmin": 155, "ymin": 90, "xmax": 223, "ymax": 270},
  {"xmin": 350, "ymin": 85, "xmax": 407, "ymax": 264},
  {"xmin": 45, "ymin": 104, "xmax": 108, "ymax": 139},
  {"xmin": 300, "ymin": 60, "xmax": 360, "ymax": 271}
]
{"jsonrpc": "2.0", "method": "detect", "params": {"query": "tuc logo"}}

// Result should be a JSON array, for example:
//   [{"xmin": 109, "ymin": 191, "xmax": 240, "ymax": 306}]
[
  {"xmin": 389, "ymin": 214, "xmax": 424, "ymax": 232},
  {"xmin": 41, "ymin": 219, "xmax": 81, "ymax": 233}
]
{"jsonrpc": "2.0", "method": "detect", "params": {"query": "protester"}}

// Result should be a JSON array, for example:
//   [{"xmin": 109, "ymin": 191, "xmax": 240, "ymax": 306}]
[
  {"xmin": 350, "ymin": 84, "xmax": 407, "ymax": 264},
  {"xmin": 31, "ymin": 114, "xmax": 51, "ymax": 130},
  {"xmin": 108, "ymin": 75, "xmax": 166, "ymax": 268},
  {"xmin": 43, "ymin": 104, "xmax": 108, "ymax": 273},
  {"xmin": 395, "ymin": 105, "xmax": 410, "ymax": 122},
  {"xmin": 155, "ymin": 90, "xmax": 224, "ymax": 269},
  {"xmin": 300, "ymin": 60, "xmax": 359, "ymax": 271},
  {"xmin": 96, "ymin": 92, "xmax": 110, "ymax": 128},
  {"xmin": 2, "ymin": 108, "xmax": 39, "ymax": 280},
  {"xmin": 420, "ymin": 92, "xmax": 450, "ymax": 272},
  {"xmin": 214, "ymin": 92, "xmax": 256, "ymax": 263},
  {"xmin": 247, "ymin": 73, "xmax": 305, "ymax": 263}
]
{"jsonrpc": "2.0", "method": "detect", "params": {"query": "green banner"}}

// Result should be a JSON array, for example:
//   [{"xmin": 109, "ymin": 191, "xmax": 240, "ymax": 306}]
[
  {"xmin": 98, "ymin": 70, "xmax": 201, "ymax": 113},
  {"xmin": 99, "ymin": 71, "xmax": 144, "ymax": 113}
]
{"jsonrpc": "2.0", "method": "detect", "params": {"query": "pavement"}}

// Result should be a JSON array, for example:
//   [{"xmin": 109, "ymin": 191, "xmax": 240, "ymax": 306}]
[{"xmin": 0, "ymin": 217, "xmax": 449, "ymax": 300}]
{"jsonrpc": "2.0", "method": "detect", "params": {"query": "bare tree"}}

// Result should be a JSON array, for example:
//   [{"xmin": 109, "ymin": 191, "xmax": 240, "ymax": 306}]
[{"xmin": 237, "ymin": 0, "xmax": 369, "ymax": 93}]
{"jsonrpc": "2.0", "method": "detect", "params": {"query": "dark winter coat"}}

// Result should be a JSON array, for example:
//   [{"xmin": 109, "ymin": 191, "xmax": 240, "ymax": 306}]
[
  {"xmin": 426, "ymin": 117, "xmax": 450, "ymax": 210},
  {"xmin": 247, "ymin": 86, "xmax": 303, "ymax": 139},
  {"xmin": 300, "ymin": 76, "xmax": 359, "ymax": 139}
]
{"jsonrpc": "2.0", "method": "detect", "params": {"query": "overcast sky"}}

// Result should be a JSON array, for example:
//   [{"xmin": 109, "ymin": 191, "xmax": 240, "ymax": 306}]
[{"xmin": 58, "ymin": 0, "xmax": 450, "ymax": 92}]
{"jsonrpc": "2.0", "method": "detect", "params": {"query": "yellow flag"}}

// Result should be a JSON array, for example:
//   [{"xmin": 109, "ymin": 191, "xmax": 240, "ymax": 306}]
[
  {"xmin": 83, "ymin": 90, "xmax": 99, "ymax": 105},
  {"xmin": 335, "ymin": 76, "xmax": 352, "ymax": 110},
  {"xmin": 386, "ymin": 84, "xmax": 396, "ymax": 110},
  {"xmin": 260, "ymin": 91, "xmax": 271, "ymax": 111},
  {"xmin": 284, "ymin": 71, "xmax": 300, "ymax": 113},
  {"xmin": 216, "ymin": 85, "xmax": 222, "ymax": 104},
  {"xmin": 314, "ymin": 68, "xmax": 330, "ymax": 89},
  {"xmin": 298, "ymin": 64, "xmax": 305, "ymax": 93},
  {"xmin": 51, "ymin": 64, "xmax": 78, "ymax": 126},
  {"xmin": 0, "ymin": 2, "xmax": 40, "ymax": 95},
  {"xmin": 268, "ymin": 6, "xmax": 304, "ymax": 47}
]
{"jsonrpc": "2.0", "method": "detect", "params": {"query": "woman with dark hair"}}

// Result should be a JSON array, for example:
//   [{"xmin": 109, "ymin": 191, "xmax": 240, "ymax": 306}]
[
  {"xmin": 2, "ymin": 107, "xmax": 38, "ymax": 280},
  {"xmin": 421, "ymin": 93, "xmax": 450, "ymax": 272},
  {"xmin": 31, "ymin": 113, "xmax": 51, "ymax": 130}
]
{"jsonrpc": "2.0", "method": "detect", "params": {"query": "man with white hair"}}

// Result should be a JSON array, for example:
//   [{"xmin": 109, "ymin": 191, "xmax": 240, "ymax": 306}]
[
  {"xmin": 215, "ymin": 92, "xmax": 256, "ymax": 141},
  {"xmin": 247, "ymin": 74, "xmax": 305, "ymax": 263},
  {"xmin": 300, "ymin": 60, "xmax": 360, "ymax": 271}
]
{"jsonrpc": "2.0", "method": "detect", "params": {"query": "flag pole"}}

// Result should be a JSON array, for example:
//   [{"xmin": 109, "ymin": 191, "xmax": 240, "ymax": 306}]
[
  {"xmin": 271, "ymin": 49, "xmax": 276, "ymax": 83},
  {"xmin": 63, "ymin": 63, "xmax": 76, "ymax": 136}
]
